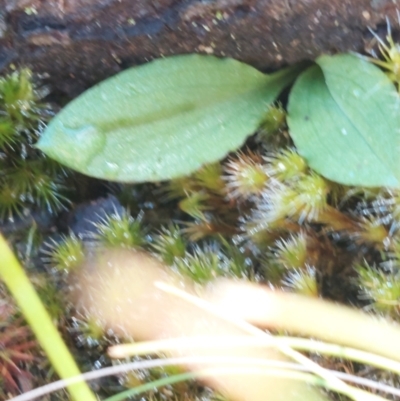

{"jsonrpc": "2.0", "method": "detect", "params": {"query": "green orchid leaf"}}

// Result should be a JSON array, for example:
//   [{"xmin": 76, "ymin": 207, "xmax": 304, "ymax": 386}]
[
  {"xmin": 287, "ymin": 54, "xmax": 400, "ymax": 188},
  {"xmin": 37, "ymin": 55, "xmax": 299, "ymax": 182}
]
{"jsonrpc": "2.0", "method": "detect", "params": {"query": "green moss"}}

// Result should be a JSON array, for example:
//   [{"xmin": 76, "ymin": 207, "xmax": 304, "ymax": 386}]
[
  {"xmin": 4, "ymin": 40, "xmax": 400, "ymax": 401},
  {"xmin": 0, "ymin": 68, "xmax": 73, "ymax": 220}
]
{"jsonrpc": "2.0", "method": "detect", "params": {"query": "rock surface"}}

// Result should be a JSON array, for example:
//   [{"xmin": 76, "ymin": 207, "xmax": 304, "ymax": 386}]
[{"xmin": 0, "ymin": 0, "xmax": 397, "ymax": 96}]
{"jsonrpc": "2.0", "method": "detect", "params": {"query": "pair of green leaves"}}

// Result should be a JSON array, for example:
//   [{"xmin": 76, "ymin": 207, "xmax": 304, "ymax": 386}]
[{"xmin": 37, "ymin": 53, "xmax": 400, "ymax": 188}]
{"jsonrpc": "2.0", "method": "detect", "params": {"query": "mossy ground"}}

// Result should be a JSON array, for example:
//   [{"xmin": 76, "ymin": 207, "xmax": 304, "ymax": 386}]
[{"xmin": 1, "ymin": 66, "xmax": 400, "ymax": 401}]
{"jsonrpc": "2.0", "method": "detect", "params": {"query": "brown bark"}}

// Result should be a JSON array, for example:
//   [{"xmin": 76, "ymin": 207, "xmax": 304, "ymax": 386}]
[{"xmin": 0, "ymin": 0, "xmax": 396, "ymax": 96}]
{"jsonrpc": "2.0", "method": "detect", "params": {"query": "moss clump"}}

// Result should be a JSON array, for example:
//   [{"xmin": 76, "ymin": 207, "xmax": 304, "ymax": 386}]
[{"xmin": 0, "ymin": 69, "xmax": 72, "ymax": 220}]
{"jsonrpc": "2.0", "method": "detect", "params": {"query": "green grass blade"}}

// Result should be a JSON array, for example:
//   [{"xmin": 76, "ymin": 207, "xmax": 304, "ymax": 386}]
[{"xmin": 0, "ymin": 234, "xmax": 97, "ymax": 401}]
